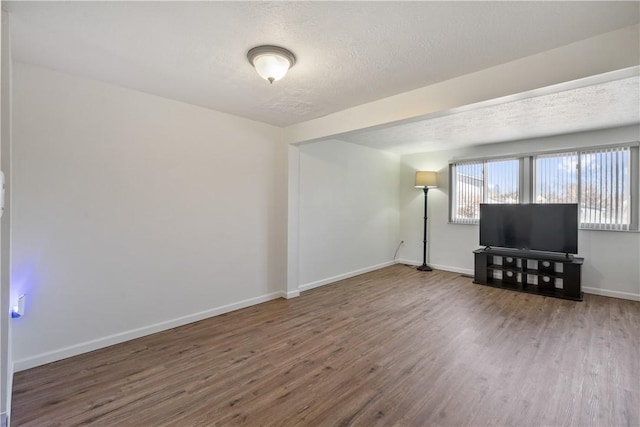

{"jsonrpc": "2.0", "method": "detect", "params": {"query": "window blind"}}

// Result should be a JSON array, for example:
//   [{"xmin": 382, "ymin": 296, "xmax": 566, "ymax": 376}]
[
  {"xmin": 580, "ymin": 147, "xmax": 630, "ymax": 230},
  {"xmin": 451, "ymin": 161, "xmax": 483, "ymax": 223},
  {"xmin": 486, "ymin": 159, "xmax": 520, "ymax": 204},
  {"xmin": 450, "ymin": 159, "xmax": 520, "ymax": 223},
  {"xmin": 534, "ymin": 152, "xmax": 578, "ymax": 204}
]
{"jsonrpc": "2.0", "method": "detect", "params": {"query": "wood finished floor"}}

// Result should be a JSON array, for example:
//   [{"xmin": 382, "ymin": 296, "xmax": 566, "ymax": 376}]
[{"xmin": 11, "ymin": 265, "xmax": 640, "ymax": 427}]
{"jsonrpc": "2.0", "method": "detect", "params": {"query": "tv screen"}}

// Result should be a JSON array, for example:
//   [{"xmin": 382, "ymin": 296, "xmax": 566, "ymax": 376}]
[{"xmin": 479, "ymin": 204, "xmax": 578, "ymax": 254}]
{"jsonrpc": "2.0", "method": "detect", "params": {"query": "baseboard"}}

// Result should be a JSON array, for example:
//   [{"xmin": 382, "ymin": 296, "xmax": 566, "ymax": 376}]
[
  {"xmin": 398, "ymin": 259, "xmax": 639, "ymax": 301},
  {"xmin": 429, "ymin": 263, "xmax": 474, "ymax": 276},
  {"xmin": 396, "ymin": 258, "xmax": 420, "ymax": 267},
  {"xmin": 13, "ymin": 291, "xmax": 284, "ymax": 372},
  {"xmin": 1, "ymin": 412, "xmax": 7, "ymax": 427},
  {"xmin": 282, "ymin": 290, "xmax": 300, "ymax": 299},
  {"xmin": 396, "ymin": 259, "xmax": 474, "ymax": 276},
  {"xmin": 299, "ymin": 261, "xmax": 396, "ymax": 292},
  {"xmin": 582, "ymin": 287, "xmax": 640, "ymax": 301}
]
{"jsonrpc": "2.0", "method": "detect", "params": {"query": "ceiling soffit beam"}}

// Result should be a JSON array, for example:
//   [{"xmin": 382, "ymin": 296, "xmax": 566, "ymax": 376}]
[{"xmin": 285, "ymin": 24, "xmax": 640, "ymax": 146}]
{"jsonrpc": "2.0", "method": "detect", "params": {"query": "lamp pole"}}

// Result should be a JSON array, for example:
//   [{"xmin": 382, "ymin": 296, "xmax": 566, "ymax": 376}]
[
  {"xmin": 417, "ymin": 187, "xmax": 432, "ymax": 271},
  {"xmin": 414, "ymin": 171, "xmax": 437, "ymax": 272}
]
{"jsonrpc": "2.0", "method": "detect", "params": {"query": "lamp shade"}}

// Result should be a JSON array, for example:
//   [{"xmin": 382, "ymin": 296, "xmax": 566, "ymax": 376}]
[
  {"xmin": 247, "ymin": 45, "xmax": 296, "ymax": 84},
  {"xmin": 253, "ymin": 54, "xmax": 291, "ymax": 82},
  {"xmin": 415, "ymin": 171, "xmax": 438, "ymax": 188}
]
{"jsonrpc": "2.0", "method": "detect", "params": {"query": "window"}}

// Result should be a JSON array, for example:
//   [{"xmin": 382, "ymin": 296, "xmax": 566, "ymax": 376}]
[
  {"xmin": 535, "ymin": 147, "xmax": 632, "ymax": 230},
  {"xmin": 450, "ymin": 159, "xmax": 520, "ymax": 223},
  {"xmin": 450, "ymin": 143, "xmax": 638, "ymax": 231},
  {"xmin": 486, "ymin": 159, "xmax": 520, "ymax": 204},
  {"xmin": 580, "ymin": 147, "xmax": 631, "ymax": 230},
  {"xmin": 534, "ymin": 152, "xmax": 578, "ymax": 204},
  {"xmin": 450, "ymin": 161, "xmax": 483, "ymax": 223}
]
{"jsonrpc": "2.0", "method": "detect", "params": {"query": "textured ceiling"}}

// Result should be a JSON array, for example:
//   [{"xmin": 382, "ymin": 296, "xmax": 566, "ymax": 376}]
[
  {"xmin": 7, "ymin": 1, "xmax": 640, "ymax": 126},
  {"xmin": 338, "ymin": 74, "xmax": 640, "ymax": 155}
]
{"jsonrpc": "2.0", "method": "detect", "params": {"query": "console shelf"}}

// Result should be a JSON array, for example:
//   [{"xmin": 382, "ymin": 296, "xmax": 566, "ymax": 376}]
[{"xmin": 473, "ymin": 248, "xmax": 583, "ymax": 301}]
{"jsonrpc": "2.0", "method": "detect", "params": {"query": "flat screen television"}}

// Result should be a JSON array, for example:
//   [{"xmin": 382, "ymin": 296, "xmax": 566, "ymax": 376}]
[{"xmin": 479, "ymin": 203, "xmax": 578, "ymax": 254}]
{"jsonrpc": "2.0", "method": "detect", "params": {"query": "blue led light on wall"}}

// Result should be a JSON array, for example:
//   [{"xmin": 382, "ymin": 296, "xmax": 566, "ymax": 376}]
[{"xmin": 11, "ymin": 294, "xmax": 25, "ymax": 318}]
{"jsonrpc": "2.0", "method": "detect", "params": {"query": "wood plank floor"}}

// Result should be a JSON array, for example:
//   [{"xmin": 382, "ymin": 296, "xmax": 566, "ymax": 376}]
[{"xmin": 11, "ymin": 265, "xmax": 640, "ymax": 426}]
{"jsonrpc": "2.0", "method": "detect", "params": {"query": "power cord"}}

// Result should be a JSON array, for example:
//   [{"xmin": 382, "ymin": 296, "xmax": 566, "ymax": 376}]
[{"xmin": 393, "ymin": 240, "xmax": 404, "ymax": 261}]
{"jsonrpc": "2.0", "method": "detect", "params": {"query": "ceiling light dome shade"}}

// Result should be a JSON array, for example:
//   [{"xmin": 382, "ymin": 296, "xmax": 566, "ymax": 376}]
[{"xmin": 247, "ymin": 45, "xmax": 296, "ymax": 84}]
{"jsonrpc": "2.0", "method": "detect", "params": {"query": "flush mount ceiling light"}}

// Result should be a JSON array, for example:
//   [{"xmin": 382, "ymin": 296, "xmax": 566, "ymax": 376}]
[{"xmin": 247, "ymin": 45, "xmax": 296, "ymax": 84}]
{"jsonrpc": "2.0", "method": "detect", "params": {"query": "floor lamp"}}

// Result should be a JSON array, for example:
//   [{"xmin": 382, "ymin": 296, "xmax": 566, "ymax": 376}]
[{"xmin": 415, "ymin": 171, "xmax": 438, "ymax": 271}]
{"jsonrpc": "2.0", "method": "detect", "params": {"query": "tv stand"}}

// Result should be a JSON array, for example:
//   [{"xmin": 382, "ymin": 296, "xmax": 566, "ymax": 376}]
[{"xmin": 473, "ymin": 248, "xmax": 583, "ymax": 301}]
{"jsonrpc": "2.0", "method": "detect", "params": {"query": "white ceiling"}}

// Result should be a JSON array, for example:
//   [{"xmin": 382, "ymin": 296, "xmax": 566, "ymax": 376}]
[
  {"xmin": 339, "ymin": 72, "xmax": 640, "ymax": 154},
  {"xmin": 7, "ymin": 1, "xmax": 640, "ymax": 128}
]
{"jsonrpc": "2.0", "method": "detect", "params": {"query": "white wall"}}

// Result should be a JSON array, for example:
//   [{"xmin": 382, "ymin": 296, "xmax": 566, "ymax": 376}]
[
  {"xmin": 11, "ymin": 63, "xmax": 287, "ymax": 370},
  {"xmin": 399, "ymin": 125, "xmax": 640, "ymax": 300},
  {"xmin": 0, "ymin": 9, "xmax": 12, "ymax": 425},
  {"xmin": 298, "ymin": 140, "xmax": 400, "ymax": 290}
]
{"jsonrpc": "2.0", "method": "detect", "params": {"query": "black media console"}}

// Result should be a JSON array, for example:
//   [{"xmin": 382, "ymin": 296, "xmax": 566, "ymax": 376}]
[{"xmin": 473, "ymin": 248, "xmax": 583, "ymax": 301}]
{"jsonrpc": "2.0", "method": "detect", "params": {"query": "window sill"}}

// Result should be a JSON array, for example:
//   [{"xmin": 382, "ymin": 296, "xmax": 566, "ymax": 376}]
[{"xmin": 578, "ymin": 227, "xmax": 638, "ymax": 233}]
